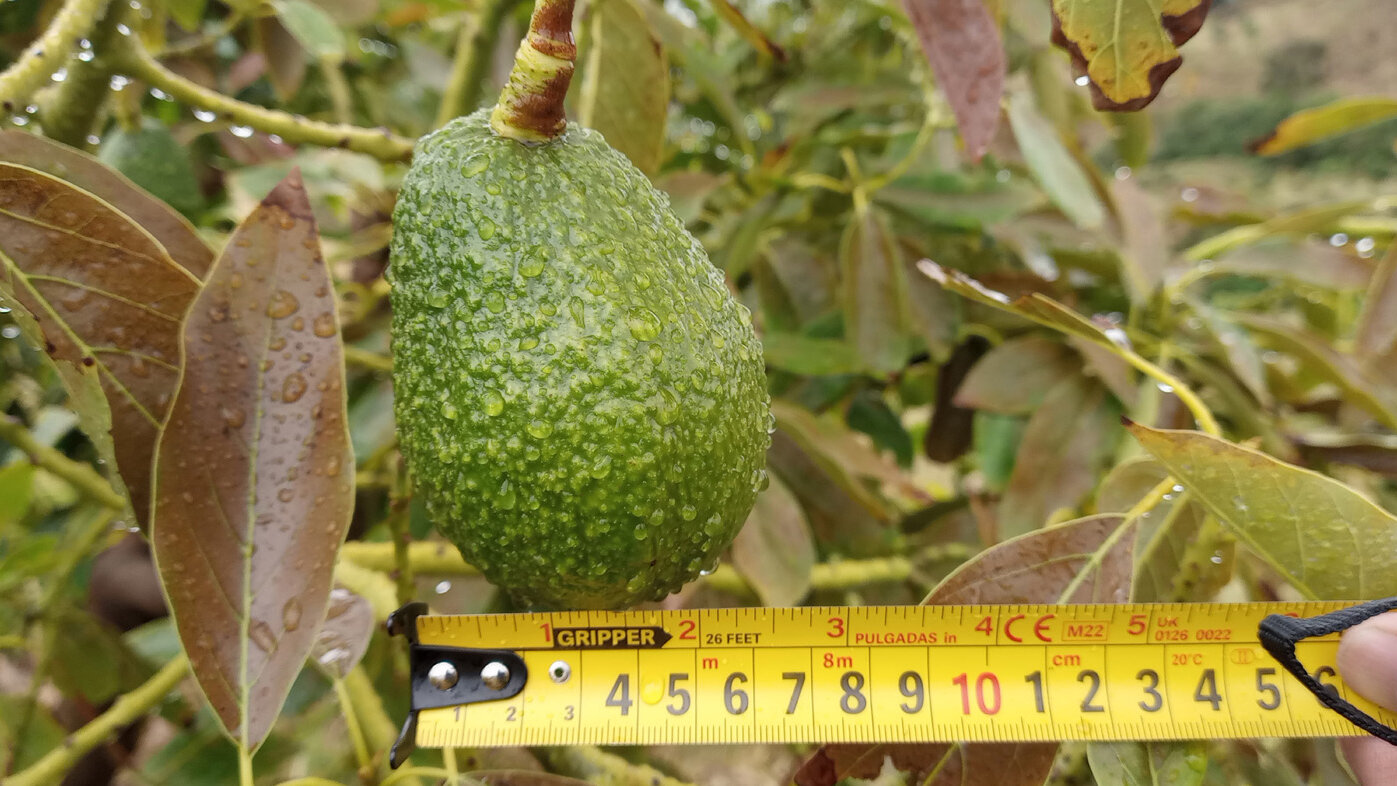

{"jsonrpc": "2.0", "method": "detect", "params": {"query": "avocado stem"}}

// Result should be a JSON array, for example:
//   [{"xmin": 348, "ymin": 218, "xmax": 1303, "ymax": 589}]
[{"xmin": 489, "ymin": 0, "xmax": 577, "ymax": 143}]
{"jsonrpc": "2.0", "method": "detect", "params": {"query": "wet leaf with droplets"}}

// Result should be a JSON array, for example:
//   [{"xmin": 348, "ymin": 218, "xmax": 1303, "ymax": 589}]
[
  {"xmin": 150, "ymin": 170, "xmax": 353, "ymax": 750},
  {"xmin": 0, "ymin": 162, "xmax": 203, "ymax": 527},
  {"xmin": 0, "ymin": 130, "xmax": 214, "ymax": 278},
  {"xmin": 901, "ymin": 0, "xmax": 1005, "ymax": 161},
  {"xmin": 1128, "ymin": 423, "xmax": 1397, "ymax": 600},
  {"xmin": 309, "ymin": 586, "xmax": 374, "ymax": 679},
  {"xmin": 795, "ymin": 513, "xmax": 1137, "ymax": 786}
]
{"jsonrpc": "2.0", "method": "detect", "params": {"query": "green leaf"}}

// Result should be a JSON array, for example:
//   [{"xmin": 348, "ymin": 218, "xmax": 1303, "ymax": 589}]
[
  {"xmin": 1232, "ymin": 313, "xmax": 1397, "ymax": 431},
  {"xmin": 1252, "ymin": 97, "xmax": 1397, "ymax": 156},
  {"xmin": 1087, "ymin": 741, "xmax": 1208, "ymax": 786},
  {"xmin": 1128, "ymin": 423, "xmax": 1397, "ymax": 600},
  {"xmin": 847, "ymin": 390, "xmax": 913, "ymax": 467},
  {"xmin": 795, "ymin": 514, "xmax": 1137, "ymax": 786},
  {"xmin": 954, "ymin": 335, "xmax": 1080, "ymax": 414},
  {"xmin": 0, "ymin": 461, "xmax": 34, "ymax": 534},
  {"xmin": 151, "ymin": 171, "xmax": 354, "ymax": 750},
  {"xmin": 841, "ymin": 207, "xmax": 915, "ymax": 375},
  {"xmin": 761, "ymin": 333, "xmax": 864, "ymax": 377},
  {"xmin": 1007, "ymin": 92, "xmax": 1105, "ymax": 229},
  {"xmin": 578, "ymin": 0, "xmax": 670, "ymax": 175},
  {"xmin": 999, "ymin": 377, "xmax": 1118, "ymax": 539},
  {"xmin": 730, "ymin": 475, "xmax": 815, "ymax": 606},
  {"xmin": 170, "ymin": 0, "xmax": 210, "ymax": 31},
  {"xmin": 1049, "ymin": 0, "xmax": 1209, "ymax": 111},
  {"xmin": 0, "ymin": 162, "xmax": 204, "ymax": 527},
  {"xmin": 272, "ymin": 0, "xmax": 345, "ymax": 61},
  {"xmin": 972, "ymin": 412, "xmax": 1024, "ymax": 492}
]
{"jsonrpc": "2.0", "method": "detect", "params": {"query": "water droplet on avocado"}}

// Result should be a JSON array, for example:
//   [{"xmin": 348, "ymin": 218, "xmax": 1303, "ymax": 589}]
[
  {"xmin": 427, "ymin": 289, "xmax": 449, "ymax": 308},
  {"xmin": 527, "ymin": 420, "xmax": 553, "ymax": 439},
  {"xmin": 484, "ymin": 389, "xmax": 505, "ymax": 416},
  {"xmin": 478, "ymin": 218, "xmax": 497, "ymax": 240},
  {"xmin": 680, "ymin": 505, "xmax": 697, "ymax": 521},
  {"xmin": 519, "ymin": 255, "xmax": 545, "ymax": 278},
  {"xmin": 590, "ymin": 455, "xmax": 612, "ymax": 478},
  {"xmin": 627, "ymin": 308, "xmax": 661, "ymax": 341},
  {"xmin": 486, "ymin": 292, "xmax": 506, "ymax": 313}
]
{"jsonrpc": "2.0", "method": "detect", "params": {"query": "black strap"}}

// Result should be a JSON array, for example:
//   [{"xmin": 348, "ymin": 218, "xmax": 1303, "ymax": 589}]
[{"xmin": 1259, "ymin": 596, "xmax": 1397, "ymax": 745}]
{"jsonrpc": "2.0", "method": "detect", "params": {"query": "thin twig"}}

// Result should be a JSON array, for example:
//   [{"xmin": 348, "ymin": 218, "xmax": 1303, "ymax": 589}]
[{"xmin": 0, "ymin": 0, "xmax": 111, "ymax": 109}]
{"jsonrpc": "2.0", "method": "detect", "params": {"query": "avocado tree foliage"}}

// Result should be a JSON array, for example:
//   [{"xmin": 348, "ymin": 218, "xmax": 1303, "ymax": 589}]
[{"xmin": 0, "ymin": 0, "xmax": 1394, "ymax": 785}]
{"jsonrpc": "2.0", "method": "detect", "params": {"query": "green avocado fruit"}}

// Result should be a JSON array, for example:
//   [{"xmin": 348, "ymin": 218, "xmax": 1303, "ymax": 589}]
[
  {"xmin": 389, "ymin": 109, "xmax": 770, "ymax": 609},
  {"xmin": 98, "ymin": 119, "xmax": 203, "ymax": 217}
]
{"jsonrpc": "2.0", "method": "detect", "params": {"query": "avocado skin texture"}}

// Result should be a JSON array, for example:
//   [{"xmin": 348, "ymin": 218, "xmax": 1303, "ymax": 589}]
[
  {"xmin": 389, "ymin": 109, "xmax": 769, "ymax": 609},
  {"xmin": 99, "ymin": 119, "xmax": 203, "ymax": 217}
]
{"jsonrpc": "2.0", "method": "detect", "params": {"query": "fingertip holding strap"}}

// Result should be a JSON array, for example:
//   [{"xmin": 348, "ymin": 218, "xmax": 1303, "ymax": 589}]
[{"xmin": 1259, "ymin": 596, "xmax": 1397, "ymax": 746}]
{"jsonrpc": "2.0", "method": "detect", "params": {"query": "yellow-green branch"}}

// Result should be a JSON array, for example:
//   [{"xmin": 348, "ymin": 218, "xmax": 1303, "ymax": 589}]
[
  {"xmin": 0, "ymin": 416, "xmax": 127, "ymax": 509},
  {"xmin": 112, "ymin": 42, "xmax": 415, "ymax": 161},
  {"xmin": 7, "ymin": 654, "xmax": 190, "ymax": 786},
  {"xmin": 0, "ymin": 0, "xmax": 110, "ymax": 110}
]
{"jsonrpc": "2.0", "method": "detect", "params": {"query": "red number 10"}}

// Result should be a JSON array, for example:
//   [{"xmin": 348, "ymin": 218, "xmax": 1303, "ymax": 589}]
[{"xmin": 953, "ymin": 672, "xmax": 1002, "ymax": 715}]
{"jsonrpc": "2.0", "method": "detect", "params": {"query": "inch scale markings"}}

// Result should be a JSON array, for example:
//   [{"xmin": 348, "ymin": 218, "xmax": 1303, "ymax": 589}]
[{"xmin": 411, "ymin": 603, "xmax": 1393, "ymax": 748}]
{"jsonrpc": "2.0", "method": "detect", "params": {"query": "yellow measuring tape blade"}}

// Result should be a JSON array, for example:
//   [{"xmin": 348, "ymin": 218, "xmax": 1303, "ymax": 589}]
[{"xmin": 411, "ymin": 602, "xmax": 1394, "ymax": 747}]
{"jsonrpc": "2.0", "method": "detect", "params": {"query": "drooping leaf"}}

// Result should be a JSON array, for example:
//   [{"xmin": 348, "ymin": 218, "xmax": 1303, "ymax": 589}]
[
  {"xmin": 1111, "ymin": 176, "xmax": 1168, "ymax": 303},
  {"xmin": 954, "ymin": 335, "xmax": 1079, "ymax": 414},
  {"xmin": 730, "ymin": 475, "xmax": 815, "ymax": 606},
  {"xmin": 151, "ymin": 170, "xmax": 354, "ymax": 750},
  {"xmin": 1211, "ymin": 238, "xmax": 1372, "ymax": 291},
  {"xmin": 1183, "ymin": 200, "xmax": 1372, "ymax": 263},
  {"xmin": 924, "ymin": 335, "xmax": 990, "ymax": 462},
  {"xmin": 0, "ymin": 130, "xmax": 214, "ymax": 278},
  {"xmin": 578, "ymin": 0, "xmax": 670, "ymax": 175},
  {"xmin": 795, "ymin": 514, "xmax": 1137, "ymax": 785},
  {"xmin": 256, "ymin": 16, "xmax": 309, "ymax": 100},
  {"xmin": 1049, "ymin": 0, "xmax": 1210, "ymax": 111},
  {"xmin": 272, "ymin": 0, "xmax": 346, "ymax": 61},
  {"xmin": 1357, "ymin": 243, "xmax": 1397, "ymax": 364},
  {"xmin": 1251, "ymin": 97, "xmax": 1397, "ymax": 156},
  {"xmin": 1007, "ymin": 93, "xmax": 1105, "ymax": 229},
  {"xmin": 1232, "ymin": 313, "xmax": 1397, "ymax": 431},
  {"xmin": 1128, "ymin": 423, "xmax": 1397, "ymax": 600},
  {"xmin": 999, "ymin": 376, "xmax": 1118, "ymax": 539},
  {"xmin": 0, "ymin": 163, "xmax": 203, "ymax": 526},
  {"xmin": 902, "ymin": 0, "xmax": 1006, "ymax": 160},
  {"xmin": 310, "ymin": 586, "xmax": 375, "ymax": 679},
  {"xmin": 1087, "ymin": 740, "xmax": 1208, "ymax": 786},
  {"xmin": 841, "ymin": 207, "xmax": 915, "ymax": 375},
  {"xmin": 768, "ymin": 426, "xmax": 895, "ymax": 558}
]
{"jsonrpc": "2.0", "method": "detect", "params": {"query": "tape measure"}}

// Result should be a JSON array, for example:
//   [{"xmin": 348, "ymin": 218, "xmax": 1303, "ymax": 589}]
[{"xmin": 383, "ymin": 599, "xmax": 1397, "ymax": 764}]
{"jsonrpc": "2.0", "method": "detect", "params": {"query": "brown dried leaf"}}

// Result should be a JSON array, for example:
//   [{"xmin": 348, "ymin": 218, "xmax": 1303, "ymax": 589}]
[
  {"xmin": 0, "ymin": 163, "xmax": 203, "ymax": 526},
  {"xmin": 795, "ymin": 514, "xmax": 1136, "ymax": 785},
  {"xmin": 0, "ymin": 131, "xmax": 214, "ymax": 279},
  {"xmin": 310, "ymin": 586, "xmax": 375, "ymax": 679},
  {"xmin": 902, "ymin": 0, "xmax": 1006, "ymax": 160},
  {"xmin": 151, "ymin": 170, "xmax": 353, "ymax": 750}
]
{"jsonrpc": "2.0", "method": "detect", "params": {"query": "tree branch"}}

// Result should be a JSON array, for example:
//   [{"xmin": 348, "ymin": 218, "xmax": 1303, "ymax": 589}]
[
  {"xmin": 111, "ymin": 41, "xmax": 416, "ymax": 161},
  {"xmin": 7, "ymin": 654, "xmax": 190, "ymax": 786},
  {"xmin": 436, "ymin": 0, "xmax": 520, "ymax": 127},
  {"xmin": 0, "ymin": 0, "xmax": 110, "ymax": 111},
  {"xmin": 0, "ymin": 416, "xmax": 128, "ymax": 510}
]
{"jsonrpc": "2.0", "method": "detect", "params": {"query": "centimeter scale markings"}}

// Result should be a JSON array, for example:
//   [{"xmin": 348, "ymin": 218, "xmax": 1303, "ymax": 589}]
[{"xmin": 411, "ymin": 603, "xmax": 1394, "ymax": 748}]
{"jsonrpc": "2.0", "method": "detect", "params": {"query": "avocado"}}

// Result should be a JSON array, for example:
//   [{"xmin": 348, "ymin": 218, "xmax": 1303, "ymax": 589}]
[
  {"xmin": 389, "ymin": 109, "xmax": 770, "ymax": 609},
  {"xmin": 98, "ymin": 119, "xmax": 203, "ymax": 217}
]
